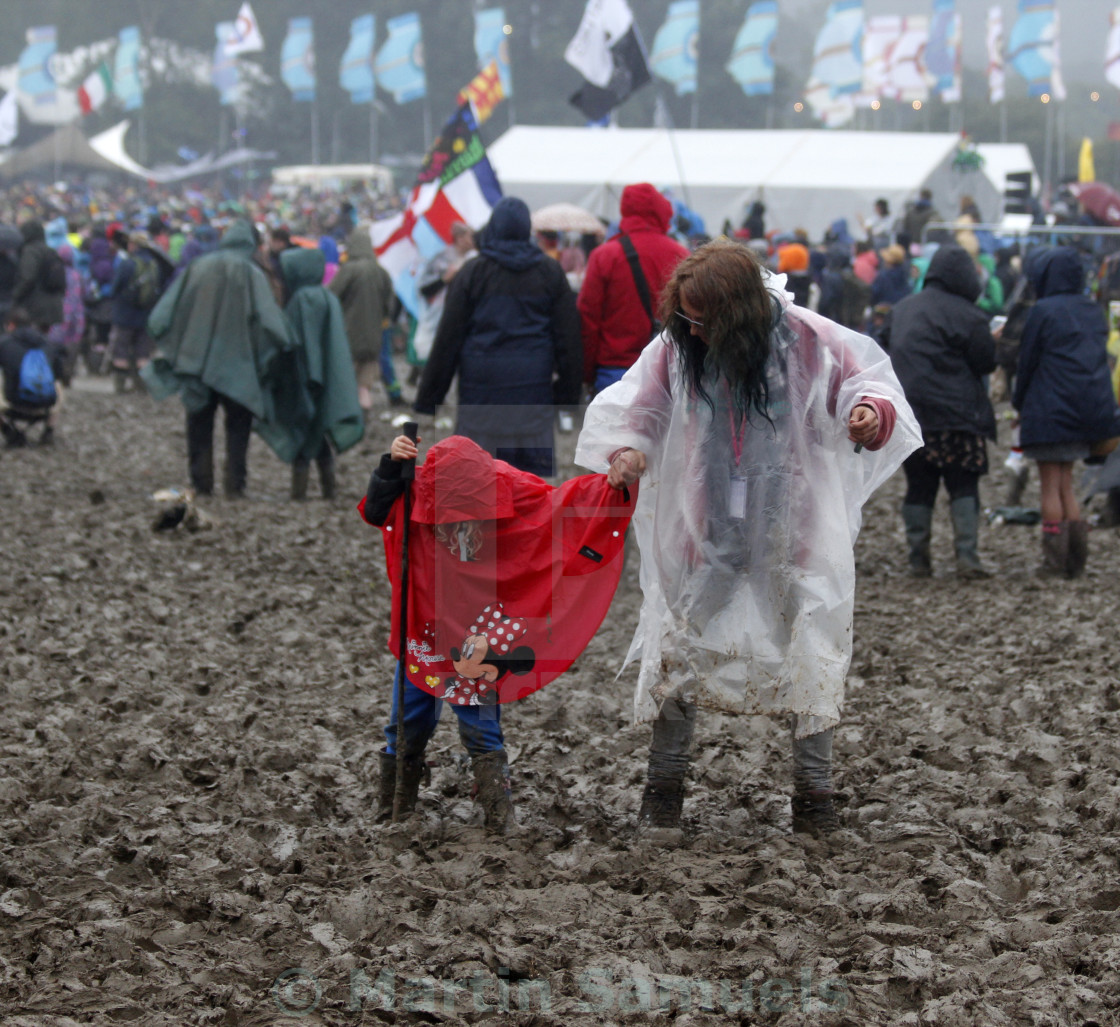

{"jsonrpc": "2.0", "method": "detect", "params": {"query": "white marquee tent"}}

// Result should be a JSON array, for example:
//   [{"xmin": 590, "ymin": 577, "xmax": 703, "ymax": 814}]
[{"xmin": 487, "ymin": 126, "xmax": 1037, "ymax": 240}]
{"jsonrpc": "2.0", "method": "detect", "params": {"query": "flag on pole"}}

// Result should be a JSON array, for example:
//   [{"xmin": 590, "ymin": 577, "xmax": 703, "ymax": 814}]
[
  {"xmin": 804, "ymin": 0, "xmax": 863, "ymax": 127},
  {"xmin": 726, "ymin": 1, "xmax": 778, "ymax": 98},
  {"xmin": 224, "ymin": 2, "xmax": 264, "ymax": 57},
  {"xmin": 340, "ymin": 14, "xmax": 376, "ymax": 104},
  {"xmin": 1008, "ymin": 0, "xmax": 1062, "ymax": 98},
  {"xmin": 0, "ymin": 91, "xmax": 18, "ymax": 146},
  {"xmin": 114, "ymin": 26, "xmax": 143, "ymax": 112},
  {"xmin": 212, "ymin": 22, "xmax": 240, "ymax": 106},
  {"xmin": 375, "ymin": 12, "xmax": 427, "ymax": 104},
  {"xmin": 77, "ymin": 62, "xmax": 114, "ymax": 114},
  {"xmin": 987, "ymin": 5, "xmax": 1006, "ymax": 103},
  {"xmin": 372, "ymin": 103, "xmax": 502, "ymax": 317},
  {"xmin": 926, "ymin": 0, "xmax": 962, "ymax": 103},
  {"xmin": 886, "ymin": 18, "xmax": 930, "ymax": 103},
  {"xmin": 650, "ymin": 0, "xmax": 699, "ymax": 96},
  {"xmin": 565, "ymin": 0, "xmax": 652, "ymax": 121},
  {"xmin": 1107, "ymin": 7, "xmax": 1120, "ymax": 91},
  {"xmin": 281, "ymin": 17, "xmax": 316, "ymax": 102},
  {"xmin": 18, "ymin": 26, "xmax": 58, "ymax": 110},
  {"xmin": 458, "ymin": 60, "xmax": 506, "ymax": 124},
  {"xmin": 474, "ymin": 8, "xmax": 513, "ymax": 98}
]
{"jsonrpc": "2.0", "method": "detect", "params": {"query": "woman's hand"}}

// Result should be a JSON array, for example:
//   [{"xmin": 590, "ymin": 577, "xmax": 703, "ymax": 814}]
[
  {"xmin": 608, "ymin": 447, "xmax": 646, "ymax": 489},
  {"xmin": 848, "ymin": 404, "xmax": 879, "ymax": 446},
  {"xmin": 390, "ymin": 434, "xmax": 420, "ymax": 462}
]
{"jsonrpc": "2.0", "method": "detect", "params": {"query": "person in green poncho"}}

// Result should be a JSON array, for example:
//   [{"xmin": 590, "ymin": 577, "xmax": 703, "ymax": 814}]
[
  {"xmin": 259, "ymin": 246, "xmax": 364, "ymax": 499},
  {"xmin": 142, "ymin": 220, "xmax": 291, "ymax": 498}
]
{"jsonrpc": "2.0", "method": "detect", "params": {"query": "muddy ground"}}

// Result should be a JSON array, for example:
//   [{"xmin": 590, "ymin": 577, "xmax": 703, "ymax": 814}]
[{"xmin": 1, "ymin": 373, "xmax": 1119, "ymax": 1027}]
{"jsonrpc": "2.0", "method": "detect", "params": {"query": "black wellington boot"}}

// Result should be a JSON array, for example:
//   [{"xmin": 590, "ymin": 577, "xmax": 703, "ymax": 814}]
[
  {"xmin": 377, "ymin": 750, "xmax": 427, "ymax": 822},
  {"xmin": 471, "ymin": 750, "xmax": 516, "ymax": 834}
]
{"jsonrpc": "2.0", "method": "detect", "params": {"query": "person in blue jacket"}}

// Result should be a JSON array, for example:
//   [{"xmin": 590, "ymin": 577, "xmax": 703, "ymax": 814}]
[{"xmin": 1013, "ymin": 246, "xmax": 1120, "ymax": 578}]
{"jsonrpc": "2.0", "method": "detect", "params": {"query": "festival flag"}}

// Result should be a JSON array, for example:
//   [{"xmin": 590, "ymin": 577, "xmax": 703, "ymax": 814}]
[
  {"xmin": 114, "ymin": 26, "xmax": 143, "ymax": 112},
  {"xmin": 458, "ymin": 60, "xmax": 506, "ymax": 124},
  {"xmin": 18, "ymin": 26, "xmax": 58, "ymax": 110},
  {"xmin": 650, "ymin": 0, "xmax": 699, "ymax": 96},
  {"xmin": 565, "ymin": 0, "xmax": 652, "ymax": 121},
  {"xmin": 927, "ymin": 0, "xmax": 961, "ymax": 103},
  {"xmin": 1107, "ymin": 7, "xmax": 1120, "ymax": 91},
  {"xmin": 1080, "ymin": 138, "xmax": 1096, "ymax": 184},
  {"xmin": 0, "ymin": 91, "xmax": 18, "ymax": 146},
  {"xmin": 340, "ymin": 14, "xmax": 376, "ymax": 104},
  {"xmin": 281, "ymin": 18, "xmax": 316, "ymax": 102},
  {"xmin": 224, "ymin": 2, "xmax": 264, "ymax": 57},
  {"xmin": 1008, "ymin": 0, "xmax": 1063, "ymax": 98},
  {"xmin": 887, "ymin": 18, "xmax": 930, "ymax": 103},
  {"xmin": 475, "ymin": 8, "xmax": 514, "ymax": 98},
  {"xmin": 372, "ymin": 103, "xmax": 502, "ymax": 317},
  {"xmin": 805, "ymin": 0, "xmax": 863, "ymax": 127},
  {"xmin": 77, "ymin": 62, "xmax": 114, "ymax": 115},
  {"xmin": 726, "ymin": 1, "xmax": 778, "ymax": 98},
  {"xmin": 860, "ymin": 16, "xmax": 901, "ymax": 103},
  {"xmin": 212, "ymin": 22, "xmax": 240, "ymax": 107},
  {"xmin": 988, "ymin": 5, "xmax": 1006, "ymax": 103},
  {"xmin": 375, "ymin": 12, "xmax": 427, "ymax": 104}
]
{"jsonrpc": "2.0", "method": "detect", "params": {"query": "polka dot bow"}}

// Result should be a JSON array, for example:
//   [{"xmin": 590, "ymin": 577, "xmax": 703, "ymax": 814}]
[{"xmin": 473, "ymin": 603, "xmax": 527, "ymax": 654}]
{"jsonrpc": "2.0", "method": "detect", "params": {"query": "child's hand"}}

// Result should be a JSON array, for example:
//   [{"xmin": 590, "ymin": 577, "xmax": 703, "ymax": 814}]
[{"xmin": 390, "ymin": 435, "xmax": 420, "ymax": 462}]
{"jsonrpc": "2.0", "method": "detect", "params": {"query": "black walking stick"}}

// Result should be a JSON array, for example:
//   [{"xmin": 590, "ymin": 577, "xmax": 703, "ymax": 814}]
[{"xmin": 392, "ymin": 421, "xmax": 419, "ymax": 822}]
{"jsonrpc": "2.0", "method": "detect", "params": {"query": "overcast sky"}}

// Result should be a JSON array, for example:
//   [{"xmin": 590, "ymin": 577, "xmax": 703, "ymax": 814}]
[{"xmin": 783, "ymin": 0, "xmax": 1118, "ymax": 81}]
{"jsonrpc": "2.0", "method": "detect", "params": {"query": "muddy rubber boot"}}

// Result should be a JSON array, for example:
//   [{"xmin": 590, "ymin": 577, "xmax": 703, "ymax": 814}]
[
  {"xmin": 1039, "ymin": 522, "xmax": 1069, "ymax": 578},
  {"xmin": 1066, "ymin": 521, "xmax": 1089, "ymax": 579},
  {"xmin": 471, "ymin": 750, "xmax": 516, "ymax": 835},
  {"xmin": 638, "ymin": 779, "xmax": 686, "ymax": 830},
  {"xmin": 791, "ymin": 789, "xmax": 840, "ymax": 837},
  {"xmin": 290, "ymin": 463, "xmax": 310, "ymax": 501},
  {"xmin": 901, "ymin": 503, "xmax": 933, "ymax": 577},
  {"xmin": 950, "ymin": 497, "xmax": 990, "ymax": 578},
  {"xmin": 377, "ymin": 750, "xmax": 427, "ymax": 822},
  {"xmin": 318, "ymin": 461, "xmax": 337, "ymax": 500},
  {"xmin": 1004, "ymin": 465, "xmax": 1030, "ymax": 507}
]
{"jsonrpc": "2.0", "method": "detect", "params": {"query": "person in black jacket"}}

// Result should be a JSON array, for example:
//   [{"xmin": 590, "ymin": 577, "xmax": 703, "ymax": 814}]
[
  {"xmin": 1013, "ymin": 246, "xmax": 1120, "ymax": 578},
  {"xmin": 414, "ymin": 196, "xmax": 582, "ymax": 478},
  {"xmin": 881, "ymin": 243, "xmax": 996, "ymax": 577},
  {"xmin": 11, "ymin": 220, "xmax": 64, "ymax": 331}
]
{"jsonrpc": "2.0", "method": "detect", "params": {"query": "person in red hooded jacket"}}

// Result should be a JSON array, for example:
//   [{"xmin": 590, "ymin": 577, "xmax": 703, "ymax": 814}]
[{"xmin": 578, "ymin": 183, "xmax": 688, "ymax": 394}]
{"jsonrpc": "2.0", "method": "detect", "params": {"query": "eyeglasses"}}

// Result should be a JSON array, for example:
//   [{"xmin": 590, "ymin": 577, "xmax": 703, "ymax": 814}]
[{"xmin": 676, "ymin": 310, "xmax": 704, "ymax": 329}]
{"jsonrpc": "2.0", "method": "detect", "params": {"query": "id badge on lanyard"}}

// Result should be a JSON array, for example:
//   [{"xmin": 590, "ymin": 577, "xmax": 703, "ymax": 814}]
[{"xmin": 729, "ymin": 475, "xmax": 748, "ymax": 519}]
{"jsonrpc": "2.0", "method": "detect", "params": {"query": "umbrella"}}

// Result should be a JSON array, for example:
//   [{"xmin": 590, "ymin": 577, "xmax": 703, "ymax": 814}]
[
  {"xmin": 1069, "ymin": 182, "xmax": 1120, "ymax": 228},
  {"xmin": 531, "ymin": 203, "xmax": 605, "ymax": 236}
]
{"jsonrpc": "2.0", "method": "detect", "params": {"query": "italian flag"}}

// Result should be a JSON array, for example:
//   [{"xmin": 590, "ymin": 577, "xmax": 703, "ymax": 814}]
[{"xmin": 77, "ymin": 63, "xmax": 113, "ymax": 115}]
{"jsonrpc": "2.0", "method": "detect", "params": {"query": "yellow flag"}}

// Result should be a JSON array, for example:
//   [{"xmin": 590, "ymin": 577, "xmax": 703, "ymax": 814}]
[{"xmin": 1079, "ymin": 137, "xmax": 1096, "ymax": 184}]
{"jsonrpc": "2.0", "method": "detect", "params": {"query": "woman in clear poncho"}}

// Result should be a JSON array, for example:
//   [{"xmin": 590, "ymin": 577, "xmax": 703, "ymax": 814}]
[{"xmin": 575, "ymin": 239, "xmax": 921, "ymax": 836}]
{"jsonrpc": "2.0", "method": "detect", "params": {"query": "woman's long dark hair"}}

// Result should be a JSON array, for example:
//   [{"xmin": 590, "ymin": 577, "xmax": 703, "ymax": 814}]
[{"xmin": 658, "ymin": 238, "xmax": 779, "ymax": 427}]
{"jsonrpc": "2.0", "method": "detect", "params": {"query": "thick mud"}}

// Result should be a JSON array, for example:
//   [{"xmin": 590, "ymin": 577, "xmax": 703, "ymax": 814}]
[{"xmin": 1, "ymin": 379, "xmax": 1118, "ymax": 1026}]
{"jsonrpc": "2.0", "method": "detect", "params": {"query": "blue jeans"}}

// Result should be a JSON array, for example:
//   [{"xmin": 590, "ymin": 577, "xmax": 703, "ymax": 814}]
[
  {"xmin": 380, "ymin": 327, "xmax": 401, "ymax": 397},
  {"xmin": 594, "ymin": 366, "xmax": 628, "ymax": 394},
  {"xmin": 384, "ymin": 665, "xmax": 504, "ymax": 758}
]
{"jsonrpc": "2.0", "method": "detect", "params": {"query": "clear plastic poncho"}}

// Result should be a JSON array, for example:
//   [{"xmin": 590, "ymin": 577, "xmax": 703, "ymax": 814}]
[{"xmin": 575, "ymin": 275, "xmax": 922, "ymax": 738}]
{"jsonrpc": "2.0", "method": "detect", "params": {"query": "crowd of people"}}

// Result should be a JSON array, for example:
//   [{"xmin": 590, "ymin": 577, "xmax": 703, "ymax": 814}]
[{"xmin": 3, "ymin": 171, "xmax": 1120, "ymax": 838}]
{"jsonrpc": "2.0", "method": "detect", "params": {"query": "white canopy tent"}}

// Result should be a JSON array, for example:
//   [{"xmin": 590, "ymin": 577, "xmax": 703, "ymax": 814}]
[{"xmin": 488, "ymin": 127, "xmax": 1037, "ymax": 241}]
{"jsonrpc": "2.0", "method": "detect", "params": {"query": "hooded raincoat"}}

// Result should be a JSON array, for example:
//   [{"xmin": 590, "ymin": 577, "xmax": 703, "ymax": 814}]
[
  {"xmin": 1013, "ymin": 246, "xmax": 1120, "ymax": 448},
  {"xmin": 328, "ymin": 226, "xmax": 394, "ymax": 365},
  {"xmin": 257, "ymin": 247, "xmax": 364, "ymax": 463},
  {"xmin": 576, "ymin": 274, "xmax": 921, "ymax": 737},
  {"xmin": 142, "ymin": 220, "xmax": 291, "ymax": 419}
]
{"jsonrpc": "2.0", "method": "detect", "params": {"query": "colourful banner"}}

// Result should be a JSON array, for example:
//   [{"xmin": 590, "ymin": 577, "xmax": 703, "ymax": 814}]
[
  {"xmin": 726, "ymin": 1, "xmax": 778, "ymax": 98},
  {"xmin": 927, "ymin": 0, "xmax": 962, "ymax": 103},
  {"xmin": 1008, "ymin": 0, "xmax": 1063, "ymax": 98},
  {"xmin": 18, "ymin": 26, "xmax": 57, "ymax": 109},
  {"xmin": 281, "ymin": 17, "xmax": 316, "ymax": 102},
  {"xmin": 212, "ymin": 21, "xmax": 240, "ymax": 107},
  {"xmin": 114, "ymin": 26, "xmax": 143, "ymax": 112},
  {"xmin": 375, "ymin": 12, "xmax": 427, "ymax": 104},
  {"xmin": 650, "ymin": 0, "xmax": 698, "ymax": 96},
  {"xmin": 340, "ymin": 13, "xmax": 376, "ymax": 104},
  {"xmin": 474, "ymin": 8, "xmax": 513, "ymax": 98}
]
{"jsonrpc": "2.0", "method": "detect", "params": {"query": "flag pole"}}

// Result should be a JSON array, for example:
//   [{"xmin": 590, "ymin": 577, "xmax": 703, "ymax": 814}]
[
  {"xmin": 370, "ymin": 98, "xmax": 378, "ymax": 164},
  {"xmin": 311, "ymin": 99, "xmax": 319, "ymax": 165},
  {"xmin": 655, "ymin": 83, "xmax": 693, "ymax": 211},
  {"xmin": 392, "ymin": 420, "xmax": 419, "ymax": 822}
]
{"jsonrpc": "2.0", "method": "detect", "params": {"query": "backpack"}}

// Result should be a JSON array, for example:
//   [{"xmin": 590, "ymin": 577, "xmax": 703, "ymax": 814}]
[
  {"xmin": 17, "ymin": 348, "xmax": 57, "ymax": 407},
  {"xmin": 40, "ymin": 248, "xmax": 67, "ymax": 294},
  {"xmin": 125, "ymin": 254, "xmax": 160, "ymax": 311}
]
